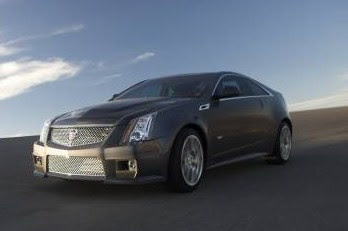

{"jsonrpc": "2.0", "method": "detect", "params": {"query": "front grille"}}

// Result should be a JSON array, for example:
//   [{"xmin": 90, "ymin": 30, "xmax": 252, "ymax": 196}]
[
  {"xmin": 47, "ymin": 155, "xmax": 105, "ymax": 176},
  {"xmin": 50, "ymin": 127, "xmax": 113, "ymax": 147}
]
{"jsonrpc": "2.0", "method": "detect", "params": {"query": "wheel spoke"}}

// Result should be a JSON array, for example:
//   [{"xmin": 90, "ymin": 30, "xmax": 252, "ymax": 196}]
[
  {"xmin": 189, "ymin": 167, "xmax": 194, "ymax": 181},
  {"xmin": 190, "ymin": 139, "xmax": 195, "ymax": 152}
]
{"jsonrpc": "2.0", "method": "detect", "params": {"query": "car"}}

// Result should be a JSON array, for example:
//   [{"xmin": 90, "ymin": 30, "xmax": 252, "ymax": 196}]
[{"xmin": 32, "ymin": 71, "xmax": 292, "ymax": 192}]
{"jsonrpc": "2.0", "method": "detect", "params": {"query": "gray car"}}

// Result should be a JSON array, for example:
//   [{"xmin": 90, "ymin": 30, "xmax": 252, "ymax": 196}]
[{"xmin": 32, "ymin": 72, "xmax": 292, "ymax": 192}]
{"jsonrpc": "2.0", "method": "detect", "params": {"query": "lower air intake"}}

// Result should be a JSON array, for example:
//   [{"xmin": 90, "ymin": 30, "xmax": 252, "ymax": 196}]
[{"xmin": 48, "ymin": 155, "xmax": 105, "ymax": 177}]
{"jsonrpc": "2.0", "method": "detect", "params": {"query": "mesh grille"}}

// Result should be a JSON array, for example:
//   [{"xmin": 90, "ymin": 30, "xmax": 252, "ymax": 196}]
[
  {"xmin": 47, "ymin": 155, "xmax": 105, "ymax": 176},
  {"xmin": 50, "ymin": 127, "xmax": 113, "ymax": 147}
]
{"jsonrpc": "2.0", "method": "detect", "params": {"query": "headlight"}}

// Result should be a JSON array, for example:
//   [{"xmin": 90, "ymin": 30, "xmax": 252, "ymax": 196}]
[
  {"xmin": 124, "ymin": 112, "xmax": 157, "ymax": 143},
  {"xmin": 39, "ymin": 119, "xmax": 52, "ymax": 144}
]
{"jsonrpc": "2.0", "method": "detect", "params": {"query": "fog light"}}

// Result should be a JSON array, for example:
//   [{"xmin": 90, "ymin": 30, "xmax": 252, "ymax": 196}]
[
  {"xmin": 34, "ymin": 156, "xmax": 42, "ymax": 166},
  {"xmin": 128, "ymin": 160, "xmax": 137, "ymax": 171}
]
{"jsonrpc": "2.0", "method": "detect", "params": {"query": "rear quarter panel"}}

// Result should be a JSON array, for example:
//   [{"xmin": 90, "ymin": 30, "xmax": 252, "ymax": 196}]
[{"xmin": 263, "ymin": 91, "xmax": 292, "ymax": 152}]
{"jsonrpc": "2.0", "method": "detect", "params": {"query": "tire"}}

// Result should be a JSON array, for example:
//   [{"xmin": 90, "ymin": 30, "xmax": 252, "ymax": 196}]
[
  {"xmin": 266, "ymin": 122, "xmax": 292, "ymax": 165},
  {"xmin": 168, "ymin": 128, "xmax": 205, "ymax": 193}
]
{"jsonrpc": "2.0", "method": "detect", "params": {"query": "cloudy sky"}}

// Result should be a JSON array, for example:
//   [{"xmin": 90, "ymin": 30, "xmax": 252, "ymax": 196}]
[{"xmin": 0, "ymin": 0, "xmax": 348, "ymax": 137}]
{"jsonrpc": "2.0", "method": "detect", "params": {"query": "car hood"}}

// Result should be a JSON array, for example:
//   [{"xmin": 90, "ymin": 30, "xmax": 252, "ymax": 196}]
[{"xmin": 52, "ymin": 97, "xmax": 194, "ymax": 126}]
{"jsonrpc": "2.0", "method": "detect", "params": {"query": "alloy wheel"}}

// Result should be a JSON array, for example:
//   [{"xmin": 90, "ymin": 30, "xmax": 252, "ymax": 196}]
[
  {"xmin": 280, "ymin": 126, "xmax": 292, "ymax": 160},
  {"xmin": 181, "ymin": 135, "xmax": 204, "ymax": 186}
]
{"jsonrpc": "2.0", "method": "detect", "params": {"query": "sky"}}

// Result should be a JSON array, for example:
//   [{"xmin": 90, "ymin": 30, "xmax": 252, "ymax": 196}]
[{"xmin": 0, "ymin": 0, "xmax": 348, "ymax": 137}]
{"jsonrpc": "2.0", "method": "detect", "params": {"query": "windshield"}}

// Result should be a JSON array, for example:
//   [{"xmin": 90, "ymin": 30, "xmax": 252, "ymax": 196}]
[{"xmin": 117, "ymin": 75, "xmax": 215, "ymax": 99}]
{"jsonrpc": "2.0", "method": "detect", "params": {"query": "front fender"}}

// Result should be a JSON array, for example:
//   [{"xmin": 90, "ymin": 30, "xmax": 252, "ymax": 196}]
[{"xmin": 150, "ymin": 100, "xmax": 210, "ymax": 160}]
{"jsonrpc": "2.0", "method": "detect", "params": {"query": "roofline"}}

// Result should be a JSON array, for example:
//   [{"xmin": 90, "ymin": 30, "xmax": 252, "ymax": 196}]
[{"xmin": 148, "ymin": 71, "xmax": 245, "ymax": 81}]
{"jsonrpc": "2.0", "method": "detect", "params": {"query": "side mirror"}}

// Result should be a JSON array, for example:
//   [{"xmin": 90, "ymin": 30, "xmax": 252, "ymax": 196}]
[
  {"xmin": 213, "ymin": 86, "xmax": 241, "ymax": 100},
  {"xmin": 108, "ymin": 93, "xmax": 119, "ymax": 102}
]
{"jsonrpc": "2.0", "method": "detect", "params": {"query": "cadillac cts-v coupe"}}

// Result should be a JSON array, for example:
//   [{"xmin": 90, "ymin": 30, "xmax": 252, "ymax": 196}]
[{"xmin": 32, "ymin": 72, "xmax": 292, "ymax": 192}]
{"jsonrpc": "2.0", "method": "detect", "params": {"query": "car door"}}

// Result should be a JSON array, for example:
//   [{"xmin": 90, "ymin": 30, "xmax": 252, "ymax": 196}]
[{"xmin": 209, "ymin": 75, "xmax": 266, "ymax": 163}]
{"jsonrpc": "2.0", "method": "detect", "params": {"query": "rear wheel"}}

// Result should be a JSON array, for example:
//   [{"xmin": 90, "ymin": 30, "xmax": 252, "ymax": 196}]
[
  {"xmin": 266, "ymin": 122, "xmax": 292, "ymax": 164},
  {"xmin": 168, "ymin": 129, "xmax": 205, "ymax": 192}
]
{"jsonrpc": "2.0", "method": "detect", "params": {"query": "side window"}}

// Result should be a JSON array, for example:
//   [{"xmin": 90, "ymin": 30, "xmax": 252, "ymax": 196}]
[
  {"xmin": 215, "ymin": 76, "xmax": 269, "ymax": 97},
  {"xmin": 237, "ymin": 77, "xmax": 269, "ymax": 96},
  {"xmin": 215, "ymin": 76, "xmax": 242, "ymax": 96}
]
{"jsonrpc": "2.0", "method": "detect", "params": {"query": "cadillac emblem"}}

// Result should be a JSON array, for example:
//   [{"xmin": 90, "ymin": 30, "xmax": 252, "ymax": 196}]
[{"xmin": 68, "ymin": 129, "xmax": 78, "ymax": 142}]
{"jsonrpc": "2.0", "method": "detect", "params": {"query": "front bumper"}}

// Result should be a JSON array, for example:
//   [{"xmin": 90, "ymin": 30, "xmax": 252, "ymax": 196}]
[{"xmin": 32, "ymin": 140, "xmax": 168, "ymax": 184}]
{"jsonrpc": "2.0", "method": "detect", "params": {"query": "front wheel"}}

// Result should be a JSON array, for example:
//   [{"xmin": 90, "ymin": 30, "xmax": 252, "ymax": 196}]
[
  {"xmin": 266, "ymin": 122, "xmax": 292, "ymax": 164},
  {"xmin": 168, "ymin": 129, "xmax": 205, "ymax": 193}
]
